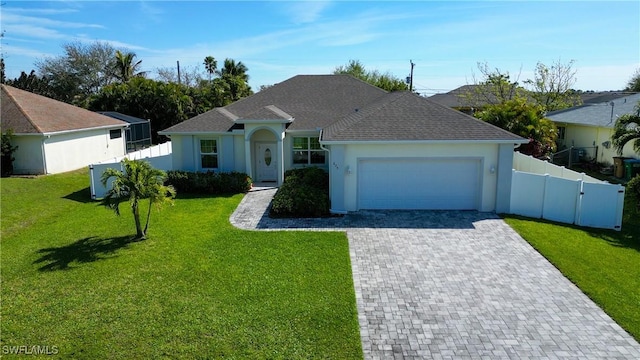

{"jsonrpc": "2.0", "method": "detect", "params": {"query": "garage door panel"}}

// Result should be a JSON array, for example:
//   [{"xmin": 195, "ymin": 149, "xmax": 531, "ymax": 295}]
[{"xmin": 358, "ymin": 158, "xmax": 481, "ymax": 210}]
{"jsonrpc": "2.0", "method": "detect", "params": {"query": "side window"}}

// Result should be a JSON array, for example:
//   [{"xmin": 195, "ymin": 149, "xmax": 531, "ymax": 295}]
[
  {"xmin": 200, "ymin": 139, "xmax": 218, "ymax": 169},
  {"xmin": 109, "ymin": 129, "xmax": 122, "ymax": 139}
]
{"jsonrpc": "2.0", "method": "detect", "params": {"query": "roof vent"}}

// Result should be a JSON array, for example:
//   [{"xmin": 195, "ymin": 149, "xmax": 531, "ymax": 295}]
[{"xmin": 355, "ymin": 108, "xmax": 359, "ymax": 112}]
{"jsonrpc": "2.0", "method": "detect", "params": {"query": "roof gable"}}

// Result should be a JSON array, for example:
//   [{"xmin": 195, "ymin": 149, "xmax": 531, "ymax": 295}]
[
  {"xmin": 323, "ymin": 92, "xmax": 525, "ymax": 142},
  {"xmin": 1, "ymin": 85, "xmax": 126, "ymax": 134}
]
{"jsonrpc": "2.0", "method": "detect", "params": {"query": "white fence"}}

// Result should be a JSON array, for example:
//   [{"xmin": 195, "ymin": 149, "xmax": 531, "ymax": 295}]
[
  {"xmin": 89, "ymin": 142, "xmax": 173, "ymax": 199},
  {"xmin": 513, "ymin": 152, "xmax": 602, "ymax": 183},
  {"xmin": 510, "ymin": 153, "xmax": 625, "ymax": 231}
]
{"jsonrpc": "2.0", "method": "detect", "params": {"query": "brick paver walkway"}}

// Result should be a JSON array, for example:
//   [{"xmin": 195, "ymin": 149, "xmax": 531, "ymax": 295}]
[{"xmin": 230, "ymin": 187, "xmax": 640, "ymax": 359}]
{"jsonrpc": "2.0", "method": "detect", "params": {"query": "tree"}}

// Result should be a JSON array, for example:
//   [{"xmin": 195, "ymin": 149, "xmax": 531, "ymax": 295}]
[
  {"xmin": 5, "ymin": 70, "xmax": 49, "ymax": 95},
  {"xmin": 113, "ymin": 50, "xmax": 145, "ymax": 82},
  {"xmin": 216, "ymin": 58, "xmax": 252, "ymax": 101},
  {"xmin": 156, "ymin": 65, "xmax": 205, "ymax": 87},
  {"xmin": 475, "ymin": 97, "xmax": 557, "ymax": 157},
  {"xmin": 625, "ymin": 68, "xmax": 640, "ymax": 92},
  {"xmin": 203, "ymin": 56, "xmax": 217, "ymax": 82},
  {"xmin": 461, "ymin": 62, "xmax": 525, "ymax": 109},
  {"xmin": 101, "ymin": 159, "xmax": 175, "ymax": 240},
  {"xmin": 524, "ymin": 59, "xmax": 581, "ymax": 111},
  {"xmin": 0, "ymin": 58, "xmax": 5, "ymax": 84},
  {"xmin": 333, "ymin": 60, "xmax": 408, "ymax": 92},
  {"xmin": 1, "ymin": 128, "xmax": 18, "ymax": 177},
  {"xmin": 36, "ymin": 41, "xmax": 117, "ymax": 105},
  {"xmin": 88, "ymin": 77, "xmax": 196, "ymax": 142},
  {"xmin": 611, "ymin": 101, "xmax": 640, "ymax": 155}
]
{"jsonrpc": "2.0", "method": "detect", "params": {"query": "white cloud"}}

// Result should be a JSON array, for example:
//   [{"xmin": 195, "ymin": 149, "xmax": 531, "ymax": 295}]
[
  {"xmin": 5, "ymin": 7, "xmax": 79, "ymax": 15},
  {"xmin": 1, "ymin": 43, "xmax": 55, "ymax": 59},
  {"xmin": 3, "ymin": 24, "xmax": 68, "ymax": 40},
  {"xmin": 2, "ymin": 12, "xmax": 105, "ymax": 30},
  {"xmin": 279, "ymin": 1, "xmax": 333, "ymax": 24}
]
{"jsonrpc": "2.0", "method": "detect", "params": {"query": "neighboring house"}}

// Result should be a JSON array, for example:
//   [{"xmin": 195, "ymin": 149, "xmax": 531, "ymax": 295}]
[
  {"xmin": 98, "ymin": 111, "xmax": 152, "ymax": 152},
  {"xmin": 546, "ymin": 92, "xmax": 640, "ymax": 165},
  {"xmin": 1, "ymin": 85, "xmax": 128, "ymax": 175},
  {"xmin": 428, "ymin": 85, "xmax": 484, "ymax": 114},
  {"xmin": 160, "ymin": 75, "xmax": 527, "ymax": 213},
  {"xmin": 430, "ymin": 86, "xmax": 627, "ymax": 115}
]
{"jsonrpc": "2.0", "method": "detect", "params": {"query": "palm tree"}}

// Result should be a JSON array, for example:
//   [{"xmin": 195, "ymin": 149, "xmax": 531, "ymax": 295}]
[
  {"xmin": 612, "ymin": 102, "xmax": 640, "ymax": 156},
  {"xmin": 217, "ymin": 58, "xmax": 249, "ymax": 82},
  {"xmin": 101, "ymin": 159, "xmax": 176, "ymax": 239},
  {"xmin": 203, "ymin": 56, "xmax": 217, "ymax": 82},
  {"xmin": 217, "ymin": 58, "xmax": 251, "ymax": 101},
  {"xmin": 113, "ymin": 50, "xmax": 146, "ymax": 82}
]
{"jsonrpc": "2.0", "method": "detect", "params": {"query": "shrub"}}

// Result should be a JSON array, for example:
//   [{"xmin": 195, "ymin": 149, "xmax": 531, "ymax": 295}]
[
  {"xmin": 270, "ymin": 167, "xmax": 330, "ymax": 218},
  {"xmin": 165, "ymin": 171, "xmax": 252, "ymax": 194},
  {"xmin": 627, "ymin": 174, "xmax": 640, "ymax": 207},
  {"xmin": 1, "ymin": 129, "xmax": 18, "ymax": 177}
]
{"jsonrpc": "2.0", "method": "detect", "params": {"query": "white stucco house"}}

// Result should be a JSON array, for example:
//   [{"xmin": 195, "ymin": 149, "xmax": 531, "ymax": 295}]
[
  {"xmin": 159, "ymin": 75, "xmax": 527, "ymax": 213},
  {"xmin": 546, "ymin": 92, "xmax": 640, "ymax": 165},
  {"xmin": 1, "ymin": 85, "xmax": 128, "ymax": 175}
]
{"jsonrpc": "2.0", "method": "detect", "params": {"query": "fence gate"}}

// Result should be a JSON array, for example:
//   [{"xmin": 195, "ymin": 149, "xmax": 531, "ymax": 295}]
[{"xmin": 510, "ymin": 170, "xmax": 625, "ymax": 231}]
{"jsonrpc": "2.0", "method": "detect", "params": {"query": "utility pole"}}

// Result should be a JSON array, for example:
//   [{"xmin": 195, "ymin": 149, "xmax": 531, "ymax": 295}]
[
  {"xmin": 409, "ymin": 60, "xmax": 415, "ymax": 92},
  {"xmin": 177, "ymin": 60, "xmax": 181, "ymax": 85}
]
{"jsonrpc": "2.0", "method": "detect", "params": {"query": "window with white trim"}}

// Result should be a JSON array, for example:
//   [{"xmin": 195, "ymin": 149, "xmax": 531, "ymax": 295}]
[
  {"xmin": 293, "ymin": 137, "xmax": 326, "ymax": 165},
  {"xmin": 200, "ymin": 139, "xmax": 218, "ymax": 169}
]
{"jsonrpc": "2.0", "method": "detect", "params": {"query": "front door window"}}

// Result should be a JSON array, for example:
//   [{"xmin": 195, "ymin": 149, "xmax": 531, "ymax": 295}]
[{"xmin": 264, "ymin": 148, "xmax": 272, "ymax": 166}]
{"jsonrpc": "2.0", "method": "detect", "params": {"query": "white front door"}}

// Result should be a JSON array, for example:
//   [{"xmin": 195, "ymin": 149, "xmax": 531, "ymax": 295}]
[{"xmin": 256, "ymin": 143, "xmax": 277, "ymax": 182}]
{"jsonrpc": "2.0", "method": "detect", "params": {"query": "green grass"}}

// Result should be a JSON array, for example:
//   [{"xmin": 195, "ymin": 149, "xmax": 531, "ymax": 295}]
[
  {"xmin": 1, "ymin": 170, "xmax": 363, "ymax": 359},
  {"xmin": 503, "ymin": 193, "xmax": 640, "ymax": 342}
]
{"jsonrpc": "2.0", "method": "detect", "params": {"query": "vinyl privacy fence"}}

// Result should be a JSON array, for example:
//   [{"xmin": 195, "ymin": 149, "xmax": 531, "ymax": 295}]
[
  {"xmin": 89, "ymin": 142, "xmax": 172, "ymax": 200},
  {"xmin": 510, "ymin": 153, "xmax": 625, "ymax": 231}
]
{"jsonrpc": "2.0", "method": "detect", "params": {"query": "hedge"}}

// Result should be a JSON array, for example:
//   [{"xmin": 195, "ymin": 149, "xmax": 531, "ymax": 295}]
[
  {"xmin": 165, "ymin": 171, "xmax": 252, "ymax": 194},
  {"xmin": 270, "ymin": 167, "xmax": 330, "ymax": 218}
]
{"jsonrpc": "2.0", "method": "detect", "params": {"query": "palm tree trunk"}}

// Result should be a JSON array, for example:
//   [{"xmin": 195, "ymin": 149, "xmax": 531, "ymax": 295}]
[
  {"xmin": 143, "ymin": 197, "xmax": 152, "ymax": 235},
  {"xmin": 132, "ymin": 200, "xmax": 145, "ymax": 239}
]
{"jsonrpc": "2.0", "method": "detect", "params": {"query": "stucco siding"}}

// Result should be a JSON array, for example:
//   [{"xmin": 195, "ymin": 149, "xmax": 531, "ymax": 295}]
[
  {"xmin": 338, "ymin": 143, "xmax": 501, "ymax": 212},
  {"xmin": 42, "ymin": 128, "xmax": 125, "ymax": 174},
  {"xmin": 564, "ymin": 124, "xmax": 637, "ymax": 165},
  {"xmin": 11, "ymin": 136, "xmax": 45, "ymax": 174},
  {"xmin": 233, "ymin": 134, "xmax": 246, "ymax": 173}
]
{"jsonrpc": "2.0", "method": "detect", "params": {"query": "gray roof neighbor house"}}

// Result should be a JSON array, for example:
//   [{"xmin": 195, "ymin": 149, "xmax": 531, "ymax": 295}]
[{"xmin": 546, "ymin": 92, "xmax": 640, "ymax": 127}]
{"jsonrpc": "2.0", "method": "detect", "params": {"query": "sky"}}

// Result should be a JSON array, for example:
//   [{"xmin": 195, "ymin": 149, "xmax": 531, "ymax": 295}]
[{"xmin": 1, "ymin": 1, "xmax": 639, "ymax": 95}]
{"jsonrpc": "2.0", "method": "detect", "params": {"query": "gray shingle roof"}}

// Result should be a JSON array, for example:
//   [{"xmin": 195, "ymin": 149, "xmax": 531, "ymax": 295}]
[
  {"xmin": 1, "ymin": 85, "xmax": 126, "ymax": 134},
  {"xmin": 547, "ymin": 93, "xmax": 640, "ymax": 128},
  {"xmin": 161, "ymin": 75, "xmax": 525, "ymax": 143},
  {"xmin": 161, "ymin": 75, "xmax": 387, "ymax": 133},
  {"xmin": 323, "ymin": 91, "xmax": 525, "ymax": 142}
]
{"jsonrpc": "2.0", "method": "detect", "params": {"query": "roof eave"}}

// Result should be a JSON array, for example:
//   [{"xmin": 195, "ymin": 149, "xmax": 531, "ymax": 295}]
[
  {"xmin": 15, "ymin": 123, "xmax": 129, "ymax": 137},
  {"xmin": 235, "ymin": 118, "xmax": 294, "ymax": 124},
  {"xmin": 320, "ymin": 139, "xmax": 529, "ymax": 145},
  {"xmin": 158, "ymin": 130, "xmax": 235, "ymax": 136}
]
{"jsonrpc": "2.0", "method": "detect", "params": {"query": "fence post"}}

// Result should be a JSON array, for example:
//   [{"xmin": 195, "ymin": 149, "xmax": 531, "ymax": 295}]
[
  {"xmin": 574, "ymin": 179, "xmax": 583, "ymax": 225},
  {"xmin": 568, "ymin": 146, "xmax": 574, "ymax": 169}
]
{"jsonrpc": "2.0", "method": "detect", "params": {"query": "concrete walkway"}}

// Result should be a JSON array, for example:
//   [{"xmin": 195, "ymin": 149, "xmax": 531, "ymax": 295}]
[{"xmin": 230, "ymin": 187, "xmax": 640, "ymax": 359}]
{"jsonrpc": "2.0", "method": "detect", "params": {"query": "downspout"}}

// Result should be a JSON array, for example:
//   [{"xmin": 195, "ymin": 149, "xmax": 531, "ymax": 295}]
[{"xmin": 318, "ymin": 129, "xmax": 330, "ymax": 153}]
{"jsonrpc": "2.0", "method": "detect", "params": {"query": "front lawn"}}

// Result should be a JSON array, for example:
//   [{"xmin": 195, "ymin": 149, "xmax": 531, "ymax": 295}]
[
  {"xmin": 0, "ymin": 170, "xmax": 362, "ymax": 359},
  {"xmin": 504, "ymin": 192, "xmax": 640, "ymax": 342}
]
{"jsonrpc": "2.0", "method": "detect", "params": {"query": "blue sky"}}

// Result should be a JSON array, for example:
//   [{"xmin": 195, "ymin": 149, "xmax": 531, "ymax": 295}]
[{"xmin": 1, "ymin": 1, "xmax": 639, "ymax": 94}]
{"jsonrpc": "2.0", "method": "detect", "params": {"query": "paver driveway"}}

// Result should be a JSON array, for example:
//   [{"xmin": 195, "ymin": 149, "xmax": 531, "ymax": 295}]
[{"xmin": 231, "ymin": 187, "xmax": 640, "ymax": 359}]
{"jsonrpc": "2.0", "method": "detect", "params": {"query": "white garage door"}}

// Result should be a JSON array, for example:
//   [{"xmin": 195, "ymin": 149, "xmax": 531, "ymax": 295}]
[{"xmin": 358, "ymin": 158, "xmax": 481, "ymax": 210}]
